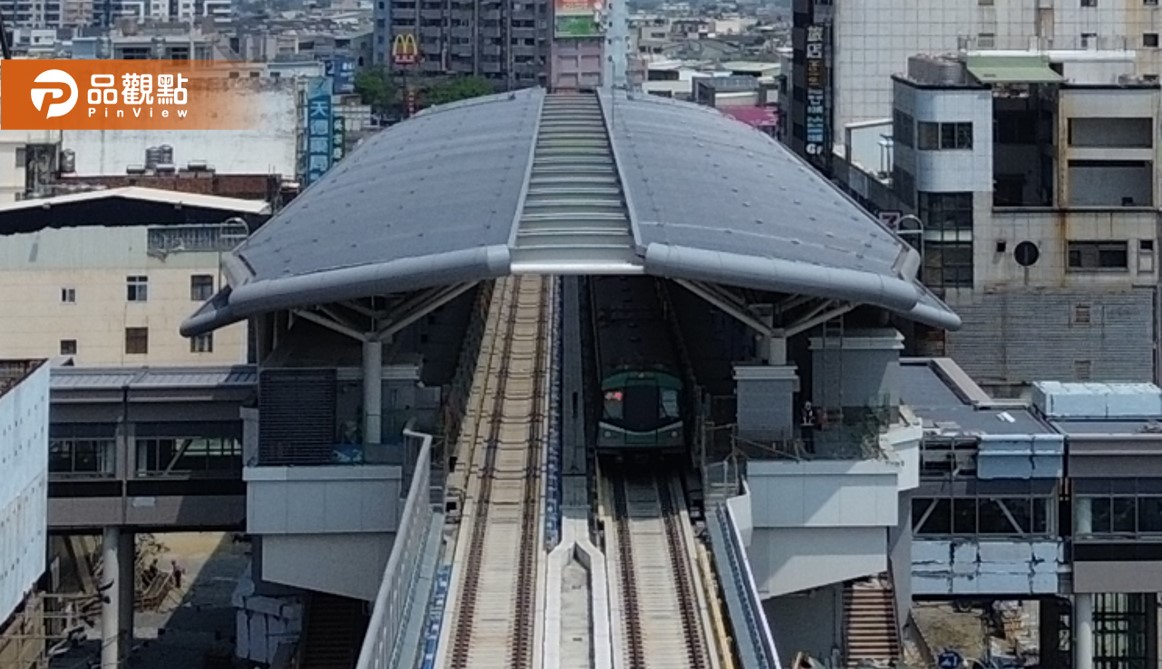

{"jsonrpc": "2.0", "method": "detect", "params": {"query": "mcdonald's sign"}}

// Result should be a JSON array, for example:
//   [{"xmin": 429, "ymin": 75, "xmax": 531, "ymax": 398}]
[{"xmin": 392, "ymin": 33, "xmax": 419, "ymax": 66}]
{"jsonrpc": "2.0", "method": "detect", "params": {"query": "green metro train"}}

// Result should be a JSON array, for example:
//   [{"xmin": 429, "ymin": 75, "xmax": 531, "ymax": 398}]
[{"xmin": 590, "ymin": 275, "xmax": 690, "ymax": 453}]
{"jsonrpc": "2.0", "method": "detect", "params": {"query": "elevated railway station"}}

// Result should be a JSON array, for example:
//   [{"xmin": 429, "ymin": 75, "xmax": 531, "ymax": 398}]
[{"xmin": 161, "ymin": 87, "xmax": 969, "ymax": 669}]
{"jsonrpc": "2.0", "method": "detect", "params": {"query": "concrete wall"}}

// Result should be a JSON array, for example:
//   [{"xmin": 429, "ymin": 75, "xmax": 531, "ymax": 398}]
[
  {"xmin": 62, "ymin": 81, "xmax": 299, "ymax": 177},
  {"xmin": 911, "ymin": 539, "xmax": 1063, "ymax": 596},
  {"xmin": 0, "ymin": 226, "xmax": 248, "ymax": 366},
  {"xmin": 245, "ymin": 465, "xmax": 403, "ymax": 535},
  {"xmin": 944, "ymin": 286, "xmax": 1156, "ymax": 385},
  {"xmin": 246, "ymin": 465, "xmax": 403, "ymax": 600},
  {"xmin": 749, "ymin": 526, "xmax": 887, "ymax": 597},
  {"xmin": 0, "ymin": 362, "xmax": 50, "ymax": 622},
  {"xmin": 748, "ymin": 460, "xmax": 900, "ymax": 529},
  {"xmin": 261, "ymin": 532, "xmax": 392, "ymax": 602}
]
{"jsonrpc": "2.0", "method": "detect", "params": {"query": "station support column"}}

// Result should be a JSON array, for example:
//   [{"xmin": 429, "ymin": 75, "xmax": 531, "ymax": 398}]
[
  {"xmin": 100, "ymin": 526, "xmax": 134, "ymax": 668},
  {"xmin": 1074, "ymin": 593, "xmax": 1094, "ymax": 669},
  {"xmin": 363, "ymin": 338, "xmax": 383, "ymax": 448}
]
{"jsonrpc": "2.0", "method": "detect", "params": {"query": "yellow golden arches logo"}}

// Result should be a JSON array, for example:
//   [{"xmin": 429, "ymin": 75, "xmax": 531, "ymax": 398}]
[{"xmin": 392, "ymin": 33, "xmax": 419, "ymax": 65}]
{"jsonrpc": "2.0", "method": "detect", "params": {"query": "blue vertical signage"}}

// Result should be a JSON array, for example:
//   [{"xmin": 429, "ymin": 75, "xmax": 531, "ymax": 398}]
[
  {"xmin": 305, "ymin": 77, "xmax": 334, "ymax": 187},
  {"xmin": 325, "ymin": 56, "xmax": 356, "ymax": 95},
  {"xmin": 804, "ymin": 23, "xmax": 828, "ymax": 161}
]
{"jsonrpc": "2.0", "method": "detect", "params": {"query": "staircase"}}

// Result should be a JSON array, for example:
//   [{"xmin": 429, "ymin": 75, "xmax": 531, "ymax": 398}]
[
  {"xmin": 843, "ymin": 574, "xmax": 900, "ymax": 668},
  {"xmin": 299, "ymin": 593, "xmax": 370, "ymax": 669}
]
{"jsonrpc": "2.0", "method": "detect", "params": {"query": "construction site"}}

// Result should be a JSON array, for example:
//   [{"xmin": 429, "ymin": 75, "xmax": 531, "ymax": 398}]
[{"xmin": 0, "ymin": 532, "xmax": 247, "ymax": 669}]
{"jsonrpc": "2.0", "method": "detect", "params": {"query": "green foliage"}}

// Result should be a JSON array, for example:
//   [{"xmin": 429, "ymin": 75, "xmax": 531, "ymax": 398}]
[
  {"xmin": 421, "ymin": 76, "xmax": 496, "ymax": 107},
  {"xmin": 353, "ymin": 67, "xmax": 397, "ymax": 116}
]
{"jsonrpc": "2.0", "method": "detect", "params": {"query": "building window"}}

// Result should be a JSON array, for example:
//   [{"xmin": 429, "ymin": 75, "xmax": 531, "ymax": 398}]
[
  {"xmin": 190, "ymin": 274, "xmax": 214, "ymax": 301},
  {"xmin": 1068, "ymin": 241, "xmax": 1129, "ymax": 270},
  {"xmin": 1082, "ymin": 0, "xmax": 1097, "ymax": 6},
  {"xmin": 190, "ymin": 333, "xmax": 214, "ymax": 353},
  {"xmin": 49, "ymin": 438, "xmax": 115, "ymax": 475},
  {"xmin": 892, "ymin": 110, "xmax": 914, "ymax": 148},
  {"xmin": 60, "ymin": 287, "xmax": 76, "ymax": 303},
  {"xmin": 1075, "ymin": 359, "xmax": 1093, "ymax": 380},
  {"xmin": 1146, "ymin": 33, "xmax": 1160, "ymax": 47},
  {"xmin": 917, "ymin": 122, "xmax": 973, "ymax": 150},
  {"xmin": 913, "ymin": 496, "xmax": 1053, "ymax": 537},
  {"xmin": 923, "ymin": 242, "xmax": 974, "ymax": 289},
  {"xmin": 917, "ymin": 192, "xmax": 973, "ymax": 232},
  {"xmin": 126, "ymin": 275, "xmax": 149, "ymax": 302},
  {"xmin": 1148, "ymin": 0, "xmax": 1160, "ymax": 6},
  {"xmin": 1081, "ymin": 32, "xmax": 1097, "ymax": 47},
  {"xmin": 59, "ymin": 339, "xmax": 77, "ymax": 355},
  {"xmin": 125, "ymin": 327, "xmax": 149, "ymax": 355},
  {"xmin": 977, "ymin": 32, "xmax": 996, "ymax": 48}
]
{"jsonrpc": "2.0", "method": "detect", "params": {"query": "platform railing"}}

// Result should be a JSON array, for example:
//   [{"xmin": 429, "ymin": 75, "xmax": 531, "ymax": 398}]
[
  {"xmin": 355, "ymin": 430, "xmax": 436, "ymax": 669},
  {"xmin": 706, "ymin": 500, "xmax": 783, "ymax": 669}
]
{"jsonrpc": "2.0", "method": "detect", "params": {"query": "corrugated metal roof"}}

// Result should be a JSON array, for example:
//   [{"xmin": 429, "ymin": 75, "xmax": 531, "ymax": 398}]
[
  {"xmin": 0, "ymin": 187, "xmax": 271, "ymax": 215},
  {"xmin": 966, "ymin": 55, "xmax": 1064, "ymax": 84},
  {"xmin": 51, "ymin": 365, "xmax": 257, "ymax": 390},
  {"xmin": 181, "ymin": 88, "xmax": 960, "ymax": 338}
]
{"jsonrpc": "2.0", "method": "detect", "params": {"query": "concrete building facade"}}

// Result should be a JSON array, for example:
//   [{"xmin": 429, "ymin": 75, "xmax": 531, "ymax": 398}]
[
  {"xmin": 373, "ymin": 0, "xmax": 551, "ymax": 88},
  {"xmin": 785, "ymin": 0, "xmax": 1162, "ymax": 170},
  {"xmin": 0, "ymin": 188, "xmax": 270, "ymax": 367},
  {"xmin": 837, "ymin": 52, "xmax": 1161, "ymax": 391}
]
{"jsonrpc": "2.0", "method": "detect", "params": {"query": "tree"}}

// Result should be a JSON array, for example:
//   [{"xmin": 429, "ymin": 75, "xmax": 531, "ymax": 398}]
[
  {"xmin": 354, "ymin": 67, "xmax": 398, "ymax": 117},
  {"xmin": 421, "ymin": 76, "xmax": 496, "ymax": 107}
]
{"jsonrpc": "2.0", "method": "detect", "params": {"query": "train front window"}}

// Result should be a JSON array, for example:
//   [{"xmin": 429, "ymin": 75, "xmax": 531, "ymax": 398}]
[
  {"xmin": 661, "ymin": 388, "xmax": 680, "ymax": 419},
  {"xmin": 604, "ymin": 390, "xmax": 624, "ymax": 420},
  {"xmin": 622, "ymin": 385, "xmax": 660, "ymax": 432}
]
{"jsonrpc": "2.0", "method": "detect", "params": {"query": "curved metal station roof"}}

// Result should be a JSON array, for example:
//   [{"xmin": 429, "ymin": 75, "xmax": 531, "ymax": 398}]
[{"xmin": 182, "ymin": 88, "xmax": 959, "ymax": 337}]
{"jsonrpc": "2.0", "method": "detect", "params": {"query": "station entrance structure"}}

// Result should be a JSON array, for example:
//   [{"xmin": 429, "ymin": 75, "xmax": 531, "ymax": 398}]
[{"xmin": 180, "ymin": 88, "xmax": 961, "ymax": 669}]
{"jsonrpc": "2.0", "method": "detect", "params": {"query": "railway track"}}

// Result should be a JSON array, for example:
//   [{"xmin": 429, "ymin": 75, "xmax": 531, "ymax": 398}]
[
  {"xmin": 441, "ymin": 275, "xmax": 552, "ymax": 669},
  {"xmin": 604, "ymin": 467, "xmax": 718, "ymax": 669}
]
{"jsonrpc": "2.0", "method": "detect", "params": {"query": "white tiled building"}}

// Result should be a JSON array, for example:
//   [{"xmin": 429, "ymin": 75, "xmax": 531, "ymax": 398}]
[{"xmin": 796, "ymin": 0, "xmax": 1162, "ymax": 154}]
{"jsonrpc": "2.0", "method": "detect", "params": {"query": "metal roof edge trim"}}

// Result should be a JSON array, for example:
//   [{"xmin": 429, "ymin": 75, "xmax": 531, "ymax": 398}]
[
  {"xmin": 597, "ymin": 91, "xmax": 646, "ymax": 254},
  {"xmin": 506, "ymin": 88, "xmax": 548, "ymax": 248},
  {"xmin": 222, "ymin": 252, "xmax": 254, "ymax": 287},
  {"xmin": 181, "ymin": 245, "xmax": 512, "ymax": 337},
  {"xmin": 643, "ymin": 242, "xmax": 924, "ymax": 314},
  {"xmin": 905, "ymin": 298, "xmax": 963, "ymax": 331}
]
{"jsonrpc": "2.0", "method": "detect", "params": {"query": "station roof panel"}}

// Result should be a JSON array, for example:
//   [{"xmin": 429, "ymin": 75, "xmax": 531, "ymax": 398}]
[
  {"xmin": 182, "ymin": 88, "xmax": 960, "ymax": 337},
  {"xmin": 229, "ymin": 89, "xmax": 541, "ymax": 283}
]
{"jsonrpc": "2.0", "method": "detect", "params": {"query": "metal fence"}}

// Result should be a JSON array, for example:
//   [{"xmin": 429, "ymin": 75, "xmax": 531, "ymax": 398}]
[{"xmin": 354, "ymin": 430, "xmax": 436, "ymax": 669}]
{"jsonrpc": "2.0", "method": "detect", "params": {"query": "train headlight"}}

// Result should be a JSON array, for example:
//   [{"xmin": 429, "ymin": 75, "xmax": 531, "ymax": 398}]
[
  {"xmin": 603, "ymin": 430, "xmax": 612, "ymax": 438},
  {"xmin": 670, "ymin": 430, "xmax": 679, "ymax": 438}
]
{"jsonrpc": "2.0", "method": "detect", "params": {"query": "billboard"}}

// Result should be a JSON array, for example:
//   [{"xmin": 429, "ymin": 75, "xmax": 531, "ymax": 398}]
[
  {"xmin": 555, "ymin": 0, "xmax": 603, "ymax": 38},
  {"xmin": 325, "ymin": 56, "xmax": 355, "ymax": 94},
  {"xmin": 804, "ymin": 23, "xmax": 828, "ymax": 160},
  {"xmin": 304, "ymin": 77, "xmax": 334, "ymax": 187}
]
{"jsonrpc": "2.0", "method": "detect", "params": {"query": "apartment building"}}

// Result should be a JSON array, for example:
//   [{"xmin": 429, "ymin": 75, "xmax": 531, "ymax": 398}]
[
  {"xmin": 0, "ymin": 188, "xmax": 270, "ymax": 366},
  {"xmin": 784, "ymin": 0, "xmax": 1162, "ymax": 172},
  {"xmin": 373, "ymin": 0, "xmax": 551, "ymax": 88},
  {"xmin": 837, "ymin": 51, "xmax": 1160, "ymax": 391}
]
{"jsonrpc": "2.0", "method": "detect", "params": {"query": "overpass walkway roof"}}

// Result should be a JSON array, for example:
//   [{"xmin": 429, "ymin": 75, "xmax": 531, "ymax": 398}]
[{"xmin": 182, "ymin": 88, "xmax": 959, "ymax": 337}]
